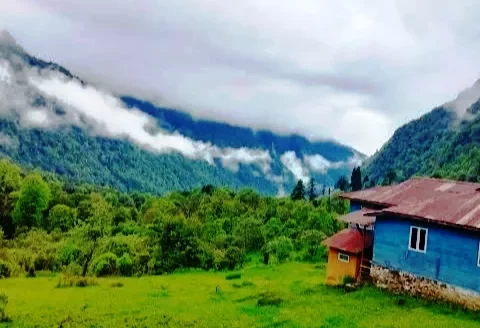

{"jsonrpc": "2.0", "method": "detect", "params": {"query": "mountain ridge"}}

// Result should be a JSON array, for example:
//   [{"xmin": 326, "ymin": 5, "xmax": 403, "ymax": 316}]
[
  {"xmin": 365, "ymin": 78, "xmax": 480, "ymax": 184},
  {"xmin": 0, "ymin": 30, "xmax": 365, "ymax": 195}
]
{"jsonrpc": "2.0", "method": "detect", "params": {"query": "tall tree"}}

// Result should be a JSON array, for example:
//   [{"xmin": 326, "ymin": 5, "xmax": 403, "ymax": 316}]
[
  {"xmin": 335, "ymin": 176, "xmax": 349, "ymax": 192},
  {"xmin": 350, "ymin": 167, "xmax": 362, "ymax": 191},
  {"xmin": 13, "ymin": 173, "xmax": 51, "ymax": 229},
  {"xmin": 307, "ymin": 178, "xmax": 317, "ymax": 201},
  {"xmin": 382, "ymin": 169, "xmax": 398, "ymax": 186},
  {"xmin": 0, "ymin": 160, "xmax": 22, "ymax": 237},
  {"xmin": 290, "ymin": 180, "xmax": 306, "ymax": 201},
  {"xmin": 363, "ymin": 175, "xmax": 370, "ymax": 188}
]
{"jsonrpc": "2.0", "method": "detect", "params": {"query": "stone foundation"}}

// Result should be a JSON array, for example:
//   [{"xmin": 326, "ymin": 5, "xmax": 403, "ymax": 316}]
[{"xmin": 371, "ymin": 264, "xmax": 480, "ymax": 310}]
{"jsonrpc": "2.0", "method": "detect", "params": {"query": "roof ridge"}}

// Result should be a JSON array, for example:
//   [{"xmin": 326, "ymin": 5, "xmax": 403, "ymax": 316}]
[{"xmin": 411, "ymin": 176, "xmax": 480, "ymax": 187}]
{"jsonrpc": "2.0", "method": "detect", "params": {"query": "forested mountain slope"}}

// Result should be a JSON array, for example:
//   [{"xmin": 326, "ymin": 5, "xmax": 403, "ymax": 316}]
[
  {"xmin": 0, "ymin": 31, "xmax": 364, "ymax": 195},
  {"xmin": 366, "ymin": 80, "xmax": 480, "ymax": 183}
]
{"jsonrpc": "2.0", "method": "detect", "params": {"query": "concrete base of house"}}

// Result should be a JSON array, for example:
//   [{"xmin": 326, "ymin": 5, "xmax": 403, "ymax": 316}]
[{"xmin": 371, "ymin": 264, "xmax": 480, "ymax": 310}]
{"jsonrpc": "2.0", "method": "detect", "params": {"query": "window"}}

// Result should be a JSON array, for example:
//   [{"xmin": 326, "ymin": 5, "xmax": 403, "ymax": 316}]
[
  {"xmin": 409, "ymin": 226, "xmax": 428, "ymax": 253},
  {"xmin": 338, "ymin": 253, "xmax": 350, "ymax": 263}
]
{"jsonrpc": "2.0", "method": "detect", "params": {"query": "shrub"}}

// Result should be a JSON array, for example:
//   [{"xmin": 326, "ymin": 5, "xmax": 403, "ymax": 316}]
[
  {"xmin": 257, "ymin": 292, "xmax": 283, "ymax": 306},
  {"xmin": 110, "ymin": 281, "xmax": 124, "ymax": 288},
  {"xmin": 57, "ymin": 275, "xmax": 98, "ymax": 288},
  {"xmin": 225, "ymin": 273, "xmax": 242, "ymax": 280},
  {"xmin": 59, "ymin": 244, "xmax": 82, "ymax": 266},
  {"xmin": 0, "ymin": 260, "xmax": 11, "ymax": 278},
  {"xmin": 225, "ymin": 247, "xmax": 244, "ymax": 270},
  {"xmin": 62, "ymin": 263, "xmax": 83, "ymax": 276},
  {"xmin": 33, "ymin": 251, "xmax": 60, "ymax": 272},
  {"xmin": 266, "ymin": 236, "xmax": 294, "ymax": 263},
  {"xmin": 26, "ymin": 267, "xmax": 36, "ymax": 278},
  {"xmin": 117, "ymin": 253, "xmax": 134, "ymax": 276},
  {"xmin": 0, "ymin": 291, "xmax": 8, "ymax": 322},
  {"xmin": 92, "ymin": 253, "xmax": 118, "ymax": 277}
]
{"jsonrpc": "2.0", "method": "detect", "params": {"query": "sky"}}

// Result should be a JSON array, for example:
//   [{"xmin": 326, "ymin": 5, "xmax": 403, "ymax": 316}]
[{"xmin": 1, "ymin": 1, "xmax": 480, "ymax": 155}]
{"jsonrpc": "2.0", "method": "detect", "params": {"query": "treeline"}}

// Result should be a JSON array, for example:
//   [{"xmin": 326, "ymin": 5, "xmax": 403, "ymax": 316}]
[{"xmin": 0, "ymin": 159, "xmax": 348, "ymax": 278}]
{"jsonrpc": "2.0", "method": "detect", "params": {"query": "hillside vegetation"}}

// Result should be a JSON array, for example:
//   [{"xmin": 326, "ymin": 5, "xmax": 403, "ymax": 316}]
[
  {"xmin": 366, "ymin": 99, "xmax": 480, "ymax": 184},
  {"xmin": 0, "ymin": 159, "xmax": 347, "ymax": 279},
  {"xmin": 0, "ymin": 37, "xmax": 363, "ymax": 196}
]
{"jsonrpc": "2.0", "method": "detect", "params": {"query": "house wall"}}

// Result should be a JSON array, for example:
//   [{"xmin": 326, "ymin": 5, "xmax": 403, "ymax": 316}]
[
  {"xmin": 373, "ymin": 216, "xmax": 480, "ymax": 292},
  {"xmin": 326, "ymin": 248, "xmax": 359, "ymax": 285}
]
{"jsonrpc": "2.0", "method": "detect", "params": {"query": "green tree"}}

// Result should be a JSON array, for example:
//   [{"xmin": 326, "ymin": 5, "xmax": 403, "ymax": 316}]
[
  {"xmin": 350, "ymin": 167, "xmax": 362, "ymax": 191},
  {"xmin": 233, "ymin": 217, "xmax": 263, "ymax": 251},
  {"xmin": 262, "ymin": 217, "xmax": 283, "ymax": 242},
  {"xmin": 77, "ymin": 193, "xmax": 113, "ymax": 276},
  {"xmin": 307, "ymin": 178, "xmax": 317, "ymax": 201},
  {"xmin": 266, "ymin": 236, "xmax": 294, "ymax": 263},
  {"xmin": 298, "ymin": 229, "xmax": 326, "ymax": 260},
  {"xmin": 47, "ymin": 204, "xmax": 77, "ymax": 232},
  {"xmin": 290, "ymin": 180, "xmax": 306, "ymax": 201},
  {"xmin": 0, "ymin": 160, "xmax": 22, "ymax": 237},
  {"xmin": 13, "ymin": 173, "xmax": 51, "ymax": 229},
  {"xmin": 335, "ymin": 176, "xmax": 349, "ymax": 192}
]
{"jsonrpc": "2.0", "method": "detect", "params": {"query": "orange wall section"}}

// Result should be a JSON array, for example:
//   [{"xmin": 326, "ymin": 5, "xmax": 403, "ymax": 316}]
[{"xmin": 326, "ymin": 248, "xmax": 359, "ymax": 285}]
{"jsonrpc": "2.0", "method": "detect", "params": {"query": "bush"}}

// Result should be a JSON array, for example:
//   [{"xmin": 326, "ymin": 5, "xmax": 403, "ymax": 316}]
[
  {"xmin": 225, "ymin": 273, "xmax": 242, "ymax": 280},
  {"xmin": 26, "ymin": 267, "xmax": 36, "ymax": 278},
  {"xmin": 0, "ymin": 291, "xmax": 8, "ymax": 322},
  {"xmin": 110, "ymin": 281, "xmax": 124, "ymax": 288},
  {"xmin": 62, "ymin": 263, "xmax": 83, "ymax": 276},
  {"xmin": 117, "ymin": 253, "xmax": 134, "ymax": 276},
  {"xmin": 57, "ymin": 275, "xmax": 98, "ymax": 288},
  {"xmin": 266, "ymin": 236, "xmax": 294, "ymax": 263},
  {"xmin": 33, "ymin": 251, "xmax": 60, "ymax": 272},
  {"xmin": 59, "ymin": 244, "xmax": 82, "ymax": 266},
  {"xmin": 0, "ymin": 260, "xmax": 11, "ymax": 278},
  {"xmin": 225, "ymin": 247, "xmax": 244, "ymax": 270},
  {"xmin": 257, "ymin": 292, "xmax": 283, "ymax": 306},
  {"xmin": 92, "ymin": 253, "xmax": 118, "ymax": 277}
]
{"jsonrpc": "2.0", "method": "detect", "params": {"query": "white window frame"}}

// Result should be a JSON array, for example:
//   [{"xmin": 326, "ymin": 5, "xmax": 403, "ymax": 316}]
[
  {"xmin": 408, "ymin": 226, "xmax": 428, "ymax": 253},
  {"xmin": 338, "ymin": 252, "xmax": 350, "ymax": 263},
  {"xmin": 477, "ymin": 242, "xmax": 480, "ymax": 267}
]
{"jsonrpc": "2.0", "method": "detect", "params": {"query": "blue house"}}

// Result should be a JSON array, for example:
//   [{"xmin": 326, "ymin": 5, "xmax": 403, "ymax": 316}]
[{"xmin": 338, "ymin": 177, "xmax": 480, "ymax": 309}]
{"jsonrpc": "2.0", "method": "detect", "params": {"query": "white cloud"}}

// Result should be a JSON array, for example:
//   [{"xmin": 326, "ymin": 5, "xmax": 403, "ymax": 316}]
[
  {"xmin": 2, "ymin": 1, "xmax": 480, "ymax": 155},
  {"xmin": 0, "ymin": 60, "xmax": 11, "ymax": 83},
  {"xmin": 304, "ymin": 154, "xmax": 331, "ymax": 174},
  {"xmin": 30, "ymin": 73, "xmax": 272, "ymax": 172},
  {"xmin": 280, "ymin": 151, "xmax": 310, "ymax": 183}
]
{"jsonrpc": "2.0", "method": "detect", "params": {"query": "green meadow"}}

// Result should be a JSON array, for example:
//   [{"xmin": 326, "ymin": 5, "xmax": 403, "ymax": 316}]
[{"xmin": 0, "ymin": 262, "xmax": 478, "ymax": 328}]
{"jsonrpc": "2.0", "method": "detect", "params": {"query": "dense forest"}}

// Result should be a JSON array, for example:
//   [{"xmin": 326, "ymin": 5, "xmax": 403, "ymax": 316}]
[
  {"xmin": 365, "ymin": 88, "xmax": 480, "ymax": 184},
  {"xmin": 0, "ymin": 159, "xmax": 348, "ymax": 280}
]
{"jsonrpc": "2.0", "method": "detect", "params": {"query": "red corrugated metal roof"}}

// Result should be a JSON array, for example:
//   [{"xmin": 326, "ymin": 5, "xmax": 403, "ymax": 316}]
[
  {"xmin": 323, "ymin": 228, "xmax": 373, "ymax": 254},
  {"xmin": 337, "ymin": 209, "xmax": 376, "ymax": 226},
  {"xmin": 341, "ymin": 177, "xmax": 480, "ymax": 230}
]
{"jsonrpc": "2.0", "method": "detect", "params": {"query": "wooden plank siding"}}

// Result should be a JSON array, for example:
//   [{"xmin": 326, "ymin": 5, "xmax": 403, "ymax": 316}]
[{"xmin": 373, "ymin": 215, "xmax": 480, "ymax": 292}]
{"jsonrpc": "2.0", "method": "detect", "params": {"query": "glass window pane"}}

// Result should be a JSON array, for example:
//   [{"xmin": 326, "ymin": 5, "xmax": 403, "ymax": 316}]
[
  {"xmin": 419, "ymin": 229, "xmax": 426, "ymax": 251},
  {"xmin": 410, "ymin": 227, "xmax": 418, "ymax": 249}
]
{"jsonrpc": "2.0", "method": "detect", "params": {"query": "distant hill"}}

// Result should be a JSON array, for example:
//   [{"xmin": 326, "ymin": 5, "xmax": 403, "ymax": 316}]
[
  {"xmin": 365, "ymin": 79, "xmax": 480, "ymax": 184},
  {"xmin": 0, "ymin": 30, "xmax": 364, "ymax": 195}
]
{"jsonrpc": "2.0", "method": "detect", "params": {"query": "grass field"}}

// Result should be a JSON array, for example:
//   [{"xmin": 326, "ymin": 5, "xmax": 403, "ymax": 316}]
[{"xmin": 0, "ymin": 262, "xmax": 479, "ymax": 327}]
